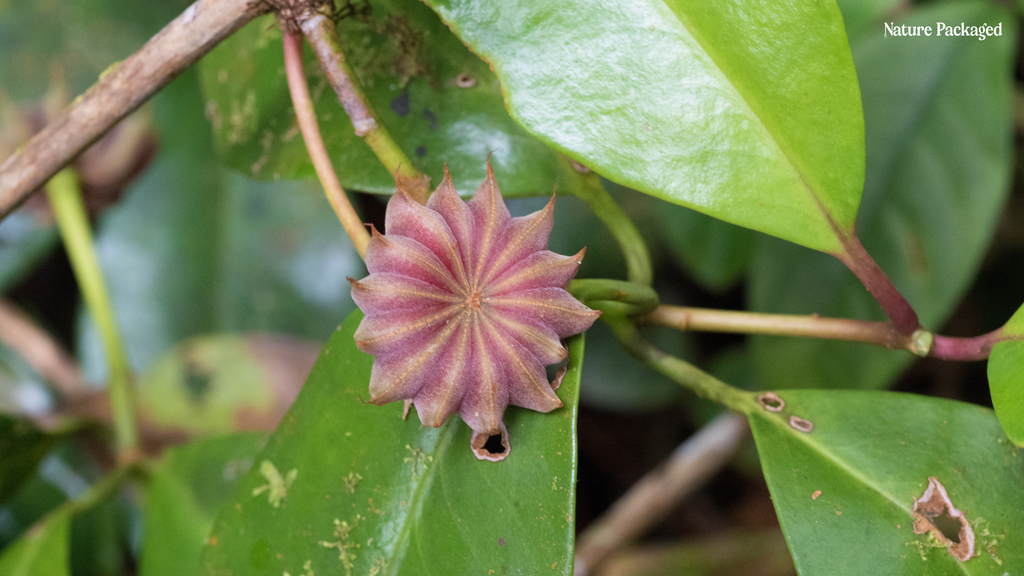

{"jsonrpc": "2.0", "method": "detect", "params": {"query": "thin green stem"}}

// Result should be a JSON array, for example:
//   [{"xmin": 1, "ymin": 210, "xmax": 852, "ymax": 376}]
[
  {"xmin": 67, "ymin": 463, "xmax": 145, "ymax": 515},
  {"xmin": 606, "ymin": 317, "xmax": 755, "ymax": 414},
  {"xmin": 571, "ymin": 174, "xmax": 653, "ymax": 286},
  {"xmin": 299, "ymin": 13, "xmax": 430, "ymax": 203},
  {"xmin": 568, "ymin": 278, "xmax": 659, "ymax": 317},
  {"xmin": 45, "ymin": 169, "xmax": 139, "ymax": 463}
]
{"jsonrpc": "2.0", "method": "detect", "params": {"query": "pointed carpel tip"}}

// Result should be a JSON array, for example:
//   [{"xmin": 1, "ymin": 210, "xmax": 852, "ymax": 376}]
[
  {"xmin": 368, "ymin": 394, "xmax": 390, "ymax": 407},
  {"xmin": 431, "ymin": 164, "xmax": 459, "ymax": 201},
  {"xmin": 574, "ymin": 247, "xmax": 587, "ymax": 263},
  {"xmin": 485, "ymin": 153, "xmax": 496, "ymax": 178},
  {"xmin": 538, "ymin": 192, "xmax": 556, "ymax": 215},
  {"xmin": 393, "ymin": 179, "xmax": 416, "ymax": 203}
]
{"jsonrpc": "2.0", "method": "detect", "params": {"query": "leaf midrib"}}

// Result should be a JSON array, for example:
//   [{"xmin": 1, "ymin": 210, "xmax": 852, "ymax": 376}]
[{"xmin": 383, "ymin": 422, "xmax": 458, "ymax": 576}]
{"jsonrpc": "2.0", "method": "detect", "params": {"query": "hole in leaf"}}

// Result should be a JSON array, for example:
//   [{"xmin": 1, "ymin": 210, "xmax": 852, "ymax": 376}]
[
  {"xmin": 933, "ymin": 512, "xmax": 962, "ymax": 543},
  {"xmin": 789, "ymin": 416, "xmax": 813, "ymax": 433},
  {"xmin": 758, "ymin": 392, "xmax": 784, "ymax": 412},
  {"xmin": 912, "ymin": 477, "xmax": 975, "ymax": 561}
]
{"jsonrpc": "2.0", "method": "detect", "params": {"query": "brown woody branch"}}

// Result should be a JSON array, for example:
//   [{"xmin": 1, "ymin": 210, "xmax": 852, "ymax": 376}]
[{"xmin": 0, "ymin": 0, "xmax": 272, "ymax": 220}]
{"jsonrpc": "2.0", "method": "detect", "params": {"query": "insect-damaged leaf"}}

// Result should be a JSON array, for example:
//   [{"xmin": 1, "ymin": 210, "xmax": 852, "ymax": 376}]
[
  {"xmin": 987, "ymin": 302, "xmax": 1024, "ymax": 447},
  {"xmin": 421, "ymin": 0, "xmax": 864, "ymax": 254},
  {"xmin": 200, "ymin": 311, "xmax": 584, "ymax": 575},
  {"xmin": 198, "ymin": 0, "xmax": 564, "ymax": 197},
  {"xmin": 750, "ymin": 390, "xmax": 1024, "ymax": 575}
]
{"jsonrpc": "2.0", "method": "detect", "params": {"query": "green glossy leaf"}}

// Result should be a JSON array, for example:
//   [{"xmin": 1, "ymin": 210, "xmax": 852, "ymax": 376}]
[
  {"xmin": 139, "ymin": 433, "xmax": 264, "ymax": 576},
  {"xmin": 135, "ymin": 334, "xmax": 317, "ymax": 437},
  {"xmin": 0, "ymin": 507, "xmax": 69, "ymax": 576},
  {"xmin": 77, "ymin": 70, "xmax": 363, "ymax": 383},
  {"xmin": 199, "ymin": 0, "xmax": 562, "ymax": 196},
  {"xmin": 750, "ymin": 2, "xmax": 1014, "ymax": 390},
  {"xmin": 751, "ymin": 390, "xmax": 1024, "ymax": 574},
  {"xmin": 987, "ymin": 304, "xmax": 1024, "ymax": 446},
  {"xmin": 201, "ymin": 311, "xmax": 584, "ymax": 575},
  {"xmin": 0, "ymin": 416, "xmax": 58, "ymax": 508},
  {"xmin": 424, "ymin": 0, "xmax": 864, "ymax": 253}
]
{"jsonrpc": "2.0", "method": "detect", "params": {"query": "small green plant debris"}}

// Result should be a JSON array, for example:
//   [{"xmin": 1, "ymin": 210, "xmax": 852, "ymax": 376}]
[
  {"xmin": 283, "ymin": 559, "xmax": 315, "ymax": 576},
  {"xmin": 343, "ymin": 472, "xmax": 363, "ymax": 494},
  {"xmin": 252, "ymin": 460, "xmax": 298, "ymax": 508},
  {"xmin": 320, "ymin": 516, "xmax": 363, "ymax": 576}
]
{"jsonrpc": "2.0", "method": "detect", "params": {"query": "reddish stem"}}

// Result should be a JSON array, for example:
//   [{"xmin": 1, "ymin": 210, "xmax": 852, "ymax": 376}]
[
  {"xmin": 838, "ymin": 234, "xmax": 920, "ymax": 336},
  {"xmin": 931, "ymin": 329, "xmax": 1006, "ymax": 361}
]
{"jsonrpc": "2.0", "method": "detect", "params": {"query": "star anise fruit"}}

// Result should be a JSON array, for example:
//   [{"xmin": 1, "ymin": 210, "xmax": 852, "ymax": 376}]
[{"xmin": 349, "ymin": 163, "xmax": 599, "ymax": 461}]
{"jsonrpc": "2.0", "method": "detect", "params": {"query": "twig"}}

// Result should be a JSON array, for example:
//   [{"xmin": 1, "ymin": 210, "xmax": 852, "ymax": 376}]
[
  {"xmin": 0, "ymin": 299, "xmax": 86, "ymax": 400},
  {"xmin": 0, "ymin": 0, "xmax": 271, "ymax": 221},
  {"xmin": 644, "ymin": 305, "xmax": 921, "ymax": 353},
  {"xmin": 574, "ymin": 413, "xmax": 749, "ymax": 575},
  {"xmin": 45, "ymin": 169, "xmax": 139, "ymax": 465},
  {"xmin": 646, "ymin": 304, "xmax": 1010, "ymax": 361},
  {"xmin": 295, "ymin": 9, "xmax": 430, "ymax": 203},
  {"xmin": 283, "ymin": 32, "xmax": 370, "ymax": 258}
]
